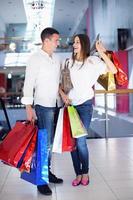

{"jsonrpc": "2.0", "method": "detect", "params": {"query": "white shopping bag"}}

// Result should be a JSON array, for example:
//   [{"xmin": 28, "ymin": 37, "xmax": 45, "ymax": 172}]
[{"xmin": 52, "ymin": 108, "xmax": 64, "ymax": 153}]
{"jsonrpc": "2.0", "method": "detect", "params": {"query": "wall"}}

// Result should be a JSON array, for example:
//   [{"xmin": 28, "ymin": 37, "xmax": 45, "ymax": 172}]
[
  {"xmin": 0, "ymin": 16, "xmax": 5, "ymax": 38},
  {"xmin": 89, "ymin": 0, "xmax": 133, "ymax": 49}
]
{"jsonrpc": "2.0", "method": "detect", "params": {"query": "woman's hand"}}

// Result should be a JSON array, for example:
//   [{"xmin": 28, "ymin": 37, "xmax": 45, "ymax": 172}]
[
  {"xmin": 95, "ymin": 41, "xmax": 117, "ymax": 74},
  {"xmin": 61, "ymin": 93, "xmax": 72, "ymax": 106},
  {"xmin": 59, "ymin": 85, "xmax": 72, "ymax": 106},
  {"xmin": 96, "ymin": 40, "xmax": 106, "ymax": 53}
]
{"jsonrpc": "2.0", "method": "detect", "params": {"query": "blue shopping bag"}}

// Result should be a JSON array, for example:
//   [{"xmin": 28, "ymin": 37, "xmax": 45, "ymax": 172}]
[{"xmin": 21, "ymin": 129, "xmax": 49, "ymax": 185}]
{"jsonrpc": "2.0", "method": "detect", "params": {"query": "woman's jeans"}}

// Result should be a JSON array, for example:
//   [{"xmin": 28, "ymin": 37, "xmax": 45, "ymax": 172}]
[
  {"xmin": 35, "ymin": 105, "xmax": 56, "ymax": 171},
  {"xmin": 71, "ymin": 99, "xmax": 93, "ymax": 176}
]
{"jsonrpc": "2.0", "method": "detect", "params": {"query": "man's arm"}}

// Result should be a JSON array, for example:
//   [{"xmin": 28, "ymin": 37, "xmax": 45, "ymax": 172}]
[{"xmin": 21, "ymin": 55, "xmax": 38, "ymax": 122}]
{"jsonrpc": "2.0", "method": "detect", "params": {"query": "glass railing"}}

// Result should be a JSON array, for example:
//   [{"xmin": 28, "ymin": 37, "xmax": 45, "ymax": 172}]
[
  {"xmin": 90, "ymin": 89, "xmax": 133, "ymax": 139},
  {"xmin": 0, "ymin": 92, "xmax": 24, "ymax": 108},
  {"xmin": 0, "ymin": 98, "xmax": 11, "ymax": 140},
  {"xmin": 0, "ymin": 36, "xmax": 73, "ymax": 53},
  {"xmin": 0, "ymin": 89, "xmax": 133, "ymax": 139}
]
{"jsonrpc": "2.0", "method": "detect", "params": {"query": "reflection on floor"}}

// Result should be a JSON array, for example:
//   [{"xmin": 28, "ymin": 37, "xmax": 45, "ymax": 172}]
[{"xmin": 1, "ymin": 137, "xmax": 133, "ymax": 200}]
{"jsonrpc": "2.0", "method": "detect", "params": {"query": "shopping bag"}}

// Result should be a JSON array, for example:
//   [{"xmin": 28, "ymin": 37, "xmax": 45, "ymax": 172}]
[
  {"xmin": 103, "ymin": 50, "xmax": 128, "ymax": 86},
  {"xmin": 62, "ymin": 107, "xmax": 76, "ymax": 152},
  {"xmin": 21, "ymin": 129, "xmax": 49, "ymax": 185},
  {"xmin": 19, "ymin": 128, "xmax": 37, "ymax": 173},
  {"xmin": 111, "ymin": 51, "xmax": 128, "ymax": 86},
  {"xmin": 0, "ymin": 121, "xmax": 36, "ymax": 167},
  {"xmin": 97, "ymin": 72, "xmax": 116, "ymax": 91},
  {"xmin": 52, "ymin": 108, "xmax": 64, "ymax": 153},
  {"xmin": 67, "ymin": 106, "xmax": 88, "ymax": 138}
]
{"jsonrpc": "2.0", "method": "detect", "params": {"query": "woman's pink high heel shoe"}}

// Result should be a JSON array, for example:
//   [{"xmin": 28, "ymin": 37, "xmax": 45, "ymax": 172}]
[
  {"xmin": 72, "ymin": 179, "xmax": 81, "ymax": 186},
  {"xmin": 81, "ymin": 176, "xmax": 89, "ymax": 186}
]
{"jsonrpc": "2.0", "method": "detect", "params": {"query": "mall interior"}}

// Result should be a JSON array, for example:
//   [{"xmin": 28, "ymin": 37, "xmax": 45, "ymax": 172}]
[{"xmin": 0, "ymin": 0, "xmax": 133, "ymax": 199}]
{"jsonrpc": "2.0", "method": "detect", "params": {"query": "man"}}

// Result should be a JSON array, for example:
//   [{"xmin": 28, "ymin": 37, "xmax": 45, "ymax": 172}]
[{"xmin": 21, "ymin": 27, "xmax": 63, "ymax": 195}]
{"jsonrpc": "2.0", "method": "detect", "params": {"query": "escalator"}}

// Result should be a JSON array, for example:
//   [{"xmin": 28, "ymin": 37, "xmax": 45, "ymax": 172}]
[{"xmin": 0, "ymin": 98, "xmax": 11, "ymax": 140}]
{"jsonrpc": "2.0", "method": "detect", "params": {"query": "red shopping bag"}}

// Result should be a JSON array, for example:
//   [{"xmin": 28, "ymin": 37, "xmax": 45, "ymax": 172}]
[
  {"xmin": 112, "ymin": 52, "xmax": 128, "ymax": 86},
  {"xmin": 62, "ymin": 107, "xmax": 76, "ymax": 152},
  {"xmin": 19, "ymin": 127, "xmax": 38, "ymax": 173},
  {"xmin": 107, "ymin": 51, "xmax": 128, "ymax": 86},
  {"xmin": 0, "ymin": 121, "xmax": 36, "ymax": 167}
]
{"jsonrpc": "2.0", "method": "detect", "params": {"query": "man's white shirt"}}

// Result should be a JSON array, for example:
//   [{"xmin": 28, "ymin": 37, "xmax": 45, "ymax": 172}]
[{"xmin": 21, "ymin": 49, "xmax": 60, "ymax": 107}]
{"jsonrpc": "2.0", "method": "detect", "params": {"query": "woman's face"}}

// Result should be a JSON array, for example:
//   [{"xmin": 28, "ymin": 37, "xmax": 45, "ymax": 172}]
[{"xmin": 73, "ymin": 36, "xmax": 82, "ymax": 55}]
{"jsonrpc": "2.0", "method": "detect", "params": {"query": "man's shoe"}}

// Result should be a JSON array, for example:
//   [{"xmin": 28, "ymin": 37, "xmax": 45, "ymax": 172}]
[
  {"xmin": 49, "ymin": 171, "xmax": 63, "ymax": 184},
  {"xmin": 37, "ymin": 185, "xmax": 52, "ymax": 195}
]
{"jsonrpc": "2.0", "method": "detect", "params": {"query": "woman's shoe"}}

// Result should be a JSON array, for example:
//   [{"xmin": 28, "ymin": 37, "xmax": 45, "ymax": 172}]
[
  {"xmin": 72, "ymin": 178, "xmax": 81, "ymax": 186},
  {"xmin": 81, "ymin": 176, "xmax": 89, "ymax": 186},
  {"xmin": 72, "ymin": 175, "xmax": 82, "ymax": 186}
]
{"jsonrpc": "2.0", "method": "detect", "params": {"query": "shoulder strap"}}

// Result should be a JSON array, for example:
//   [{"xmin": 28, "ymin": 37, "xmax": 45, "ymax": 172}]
[{"xmin": 64, "ymin": 58, "xmax": 69, "ymax": 69}]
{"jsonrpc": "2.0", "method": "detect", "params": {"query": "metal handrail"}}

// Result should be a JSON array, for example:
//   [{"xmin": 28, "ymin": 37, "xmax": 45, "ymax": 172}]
[
  {"xmin": 94, "ymin": 88, "xmax": 133, "ymax": 139},
  {"xmin": 95, "ymin": 89, "xmax": 133, "ymax": 94}
]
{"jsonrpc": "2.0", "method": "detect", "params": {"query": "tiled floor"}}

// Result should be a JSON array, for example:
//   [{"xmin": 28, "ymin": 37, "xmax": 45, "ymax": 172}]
[{"xmin": 1, "ymin": 137, "xmax": 133, "ymax": 200}]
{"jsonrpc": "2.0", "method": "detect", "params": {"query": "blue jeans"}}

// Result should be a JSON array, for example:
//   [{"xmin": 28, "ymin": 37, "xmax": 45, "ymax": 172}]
[
  {"xmin": 35, "ymin": 105, "xmax": 56, "ymax": 170},
  {"xmin": 71, "ymin": 99, "xmax": 93, "ymax": 176}
]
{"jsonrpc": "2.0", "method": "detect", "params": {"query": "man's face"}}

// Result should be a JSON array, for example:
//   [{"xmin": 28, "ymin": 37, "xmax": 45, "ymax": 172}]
[{"xmin": 47, "ymin": 33, "xmax": 60, "ymax": 52}]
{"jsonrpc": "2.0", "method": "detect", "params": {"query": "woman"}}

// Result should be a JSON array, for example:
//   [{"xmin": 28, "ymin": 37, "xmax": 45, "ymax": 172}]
[{"xmin": 59, "ymin": 34, "xmax": 117, "ymax": 186}]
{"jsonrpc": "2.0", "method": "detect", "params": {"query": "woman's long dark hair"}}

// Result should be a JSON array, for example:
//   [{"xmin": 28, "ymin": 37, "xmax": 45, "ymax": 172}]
[{"xmin": 72, "ymin": 34, "xmax": 90, "ymax": 68}]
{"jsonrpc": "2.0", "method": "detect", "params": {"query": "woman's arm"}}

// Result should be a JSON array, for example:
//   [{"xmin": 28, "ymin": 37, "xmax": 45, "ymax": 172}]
[{"xmin": 96, "ymin": 41, "xmax": 117, "ymax": 74}]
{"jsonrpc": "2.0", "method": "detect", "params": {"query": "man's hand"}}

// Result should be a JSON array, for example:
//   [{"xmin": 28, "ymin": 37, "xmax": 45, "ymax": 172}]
[{"xmin": 26, "ymin": 105, "xmax": 36, "ymax": 124}]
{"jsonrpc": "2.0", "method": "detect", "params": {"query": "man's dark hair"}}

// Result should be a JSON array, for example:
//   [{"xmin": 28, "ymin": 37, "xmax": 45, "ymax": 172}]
[{"xmin": 41, "ymin": 27, "xmax": 59, "ymax": 42}]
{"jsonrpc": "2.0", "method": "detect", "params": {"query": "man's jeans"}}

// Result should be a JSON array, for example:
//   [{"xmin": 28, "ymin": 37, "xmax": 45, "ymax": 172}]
[
  {"xmin": 35, "ymin": 105, "xmax": 56, "ymax": 170},
  {"xmin": 71, "ymin": 99, "xmax": 93, "ymax": 175}
]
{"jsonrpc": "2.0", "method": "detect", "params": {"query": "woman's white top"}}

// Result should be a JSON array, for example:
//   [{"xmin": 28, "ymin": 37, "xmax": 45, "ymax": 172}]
[{"xmin": 68, "ymin": 56, "xmax": 107, "ymax": 105}]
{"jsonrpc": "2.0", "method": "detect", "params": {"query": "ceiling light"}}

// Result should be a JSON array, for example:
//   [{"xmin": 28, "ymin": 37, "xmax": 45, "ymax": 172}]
[
  {"xmin": 8, "ymin": 73, "xmax": 12, "ymax": 79},
  {"xmin": 70, "ymin": 0, "xmax": 74, "ymax": 4},
  {"xmin": 8, "ymin": 1, "xmax": 12, "ymax": 4},
  {"xmin": 9, "ymin": 42, "xmax": 16, "ymax": 52},
  {"xmin": 23, "ymin": 0, "xmax": 55, "ymax": 42},
  {"xmin": 30, "ymin": 0, "xmax": 45, "ymax": 9}
]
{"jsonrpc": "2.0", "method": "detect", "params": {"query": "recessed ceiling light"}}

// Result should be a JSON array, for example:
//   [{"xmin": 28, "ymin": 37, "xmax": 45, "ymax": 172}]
[{"xmin": 70, "ymin": 0, "xmax": 74, "ymax": 4}]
